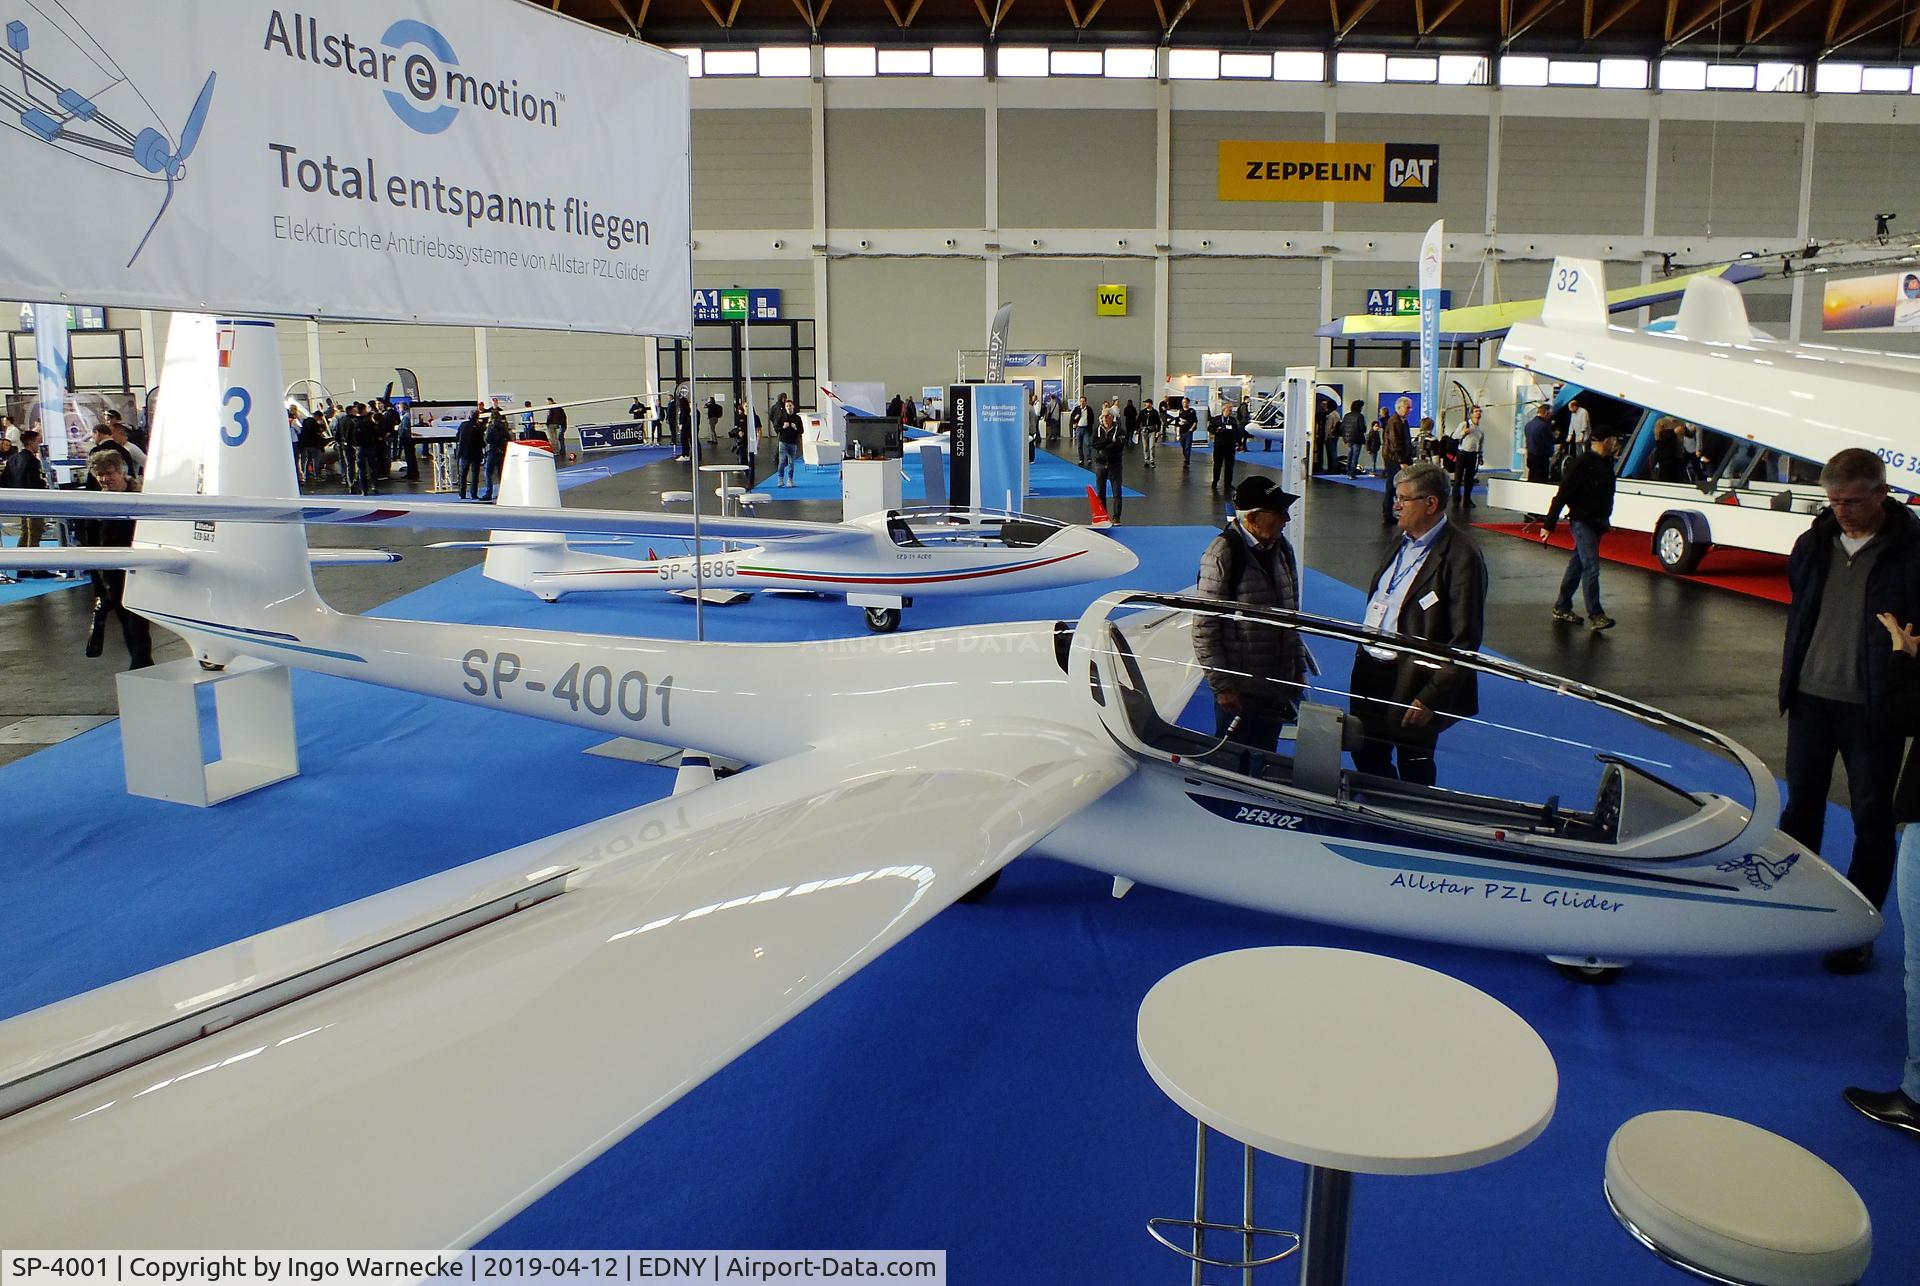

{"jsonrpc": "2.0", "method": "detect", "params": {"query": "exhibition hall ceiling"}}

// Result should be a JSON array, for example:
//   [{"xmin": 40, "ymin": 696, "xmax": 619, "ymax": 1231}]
[{"xmin": 552, "ymin": 0, "xmax": 1915, "ymax": 64}]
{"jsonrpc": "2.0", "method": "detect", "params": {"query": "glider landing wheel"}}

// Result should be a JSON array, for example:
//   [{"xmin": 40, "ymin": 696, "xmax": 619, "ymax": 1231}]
[
  {"xmin": 958, "ymin": 869, "xmax": 1002, "ymax": 903},
  {"xmin": 864, "ymin": 606, "xmax": 902, "ymax": 634},
  {"xmin": 1654, "ymin": 516, "xmax": 1708, "ymax": 575},
  {"xmin": 1549, "ymin": 955, "xmax": 1629, "ymax": 985}
]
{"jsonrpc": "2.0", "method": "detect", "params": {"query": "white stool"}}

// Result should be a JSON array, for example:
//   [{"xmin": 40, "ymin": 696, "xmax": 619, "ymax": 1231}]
[
  {"xmin": 738, "ymin": 491, "xmax": 772, "ymax": 512},
  {"xmin": 1605, "ymin": 1111, "xmax": 1871, "ymax": 1286},
  {"xmin": 661, "ymin": 490, "xmax": 693, "ymax": 505}
]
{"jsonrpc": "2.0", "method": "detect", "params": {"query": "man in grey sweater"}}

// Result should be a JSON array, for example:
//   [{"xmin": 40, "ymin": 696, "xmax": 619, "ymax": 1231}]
[{"xmin": 1780, "ymin": 448, "xmax": 1920, "ymax": 972}]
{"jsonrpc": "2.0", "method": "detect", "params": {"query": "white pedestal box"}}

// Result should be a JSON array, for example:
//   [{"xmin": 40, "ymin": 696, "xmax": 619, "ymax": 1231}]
[
  {"xmin": 841, "ymin": 458, "xmax": 903, "ymax": 521},
  {"xmin": 116, "ymin": 656, "xmax": 299, "ymax": 807}
]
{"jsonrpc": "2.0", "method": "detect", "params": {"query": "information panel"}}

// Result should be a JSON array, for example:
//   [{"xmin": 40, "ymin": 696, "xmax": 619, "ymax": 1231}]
[{"xmin": 0, "ymin": 1, "xmax": 692, "ymax": 336}]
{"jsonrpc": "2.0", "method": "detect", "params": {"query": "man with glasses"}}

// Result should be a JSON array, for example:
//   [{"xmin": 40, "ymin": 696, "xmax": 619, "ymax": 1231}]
[
  {"xmin": 1350, "ymin": 461, "xmax": 1489, "ymax": 786},
  {"xmin": 1780, "ymin": 448, "xmax": 1920, "ymax": 972}
]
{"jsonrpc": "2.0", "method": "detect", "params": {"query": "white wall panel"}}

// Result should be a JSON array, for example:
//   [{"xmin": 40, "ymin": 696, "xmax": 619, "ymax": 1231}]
[
  {"xmin": 1170, "ymin": 111, "xmax": 1325, "ymax": 231},
  {"xmin": 694, "ymin": 109, "xmax": 812, "ymax": 231},
  {"xmin": 1330, "ymin": 112, "xmax": 1489, "ymax": 233},
  {"xmin": 1497, "ymin": 117, "xmax": 1645, "ymax": 235},
  {"xmin": 299, "ymin": 323, "xmax": 478, "ymax": 403},
  {"xmin": 999, "ymin": 110, "xmax": 1156, "ymax": 229},
  {"xmin": 1808, "ymin": 122, "xmax": 1920, "ymax": 243},
  {"xmin": 999, "ymin": 258, "xmax": 1155, "ymax": 380},
  {"xmin": 1166, "ymin": 258, "xmax": 1322, "ymax": 375},
  {"xmin": 1654, "ymin": 121, "xmax": 1801, "ymax": 238},
  {"xmin": 827, "ymin": 110, "xmax": 986, "ymax": 229},
  {"xmin": 483, "ymin": 330, "xmax": 650, "ymax": 405},
  {"xmin": 827, "ymin": 257, "xmax": 986, "ymax": 394}
]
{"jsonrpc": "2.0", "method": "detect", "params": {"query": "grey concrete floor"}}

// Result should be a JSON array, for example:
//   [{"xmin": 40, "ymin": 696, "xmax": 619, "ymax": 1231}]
[{"xmin": 0, "ymin": 441, "xmax": 1797, "ymax": 790}]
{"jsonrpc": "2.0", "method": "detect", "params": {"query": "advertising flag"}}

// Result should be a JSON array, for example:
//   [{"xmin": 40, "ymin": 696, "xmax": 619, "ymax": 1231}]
[{"xmin": 1418, "ymin": 220, "xmax": 1444, "ymax": 433}]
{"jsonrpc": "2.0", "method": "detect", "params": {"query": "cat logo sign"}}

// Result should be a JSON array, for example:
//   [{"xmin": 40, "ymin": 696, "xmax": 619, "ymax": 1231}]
[
  {"xmin": 1219, "ymin": 141, "xmax": 1439, "ymax": 204},
  {"xmin": 1096, "ymin": 284, "xmax": 1128, "ymax": 316}
]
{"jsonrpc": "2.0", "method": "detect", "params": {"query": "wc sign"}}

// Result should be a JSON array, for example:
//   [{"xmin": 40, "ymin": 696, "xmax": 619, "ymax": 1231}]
[{"xmin": 1095, "ymin": 283, "xmax": 1128, "ymax": 316}]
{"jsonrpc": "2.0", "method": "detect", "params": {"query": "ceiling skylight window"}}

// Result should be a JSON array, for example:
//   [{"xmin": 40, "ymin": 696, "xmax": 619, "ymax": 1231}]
[
  {"xmin": 931, "ymin": 46, "xmax": 985, "ymax": 77},
  {"xmin": 877, "ymin": 48, "xmax": 932, "ymax": 75},
  {"xmin": 1815, "ymin": 62, "xmax": 1864, "ymax": 93},
  {"xmin": 1051, "ymin": 49, "xmax": 1103, "ymax": 76},
  {"xmin": 1548, "ymin": 60, "xmax": 1599, "ymax": 86},
  {"xmin": 1387, "ymin": 56, "xmax": 1438, "ymax": 82},
  {"xmin": 997, "ymin": 46, "xmax": 1049, "ymax": 77},
  {"xmin": 1104, "ymin": 48, "xmax": 1156, "ymax": 78},
  {"xmin": 1705, "ymin": 62, "xmax": 1756, "ymax": 90},
  {"xmin": 703, "ymin": 49, "xmax": 758, "ymax": 76},
  {"xmin": 1438, "ymin": 55, "xmax": 1488, "ymax": 85},
  {"xmin": 1599, "ymin": 58, "xmax": 1648, "ymax": 89},
  {"xmin": 1168, "ymin": 49, "xmax": 1221, "ymax": 80},
  {"xmin": 1273, "ymin": 51, "xmax": 1325, "ymax": 81},
  {"xmin": 824, "ymin": 46, "xmax": 876, "ymax": 77},
  {"xmin": 757, "ymin": 46, "xmax": 810, "ymax": 77},
  {"xmin": 1658, "ymin": 59, "xmax": 1707, "ymax": 90},
  {"xmin": 670, "ymin": 47, "xmax": 703, "ymax": 77},
  {"xmin": 1221, "ymin": 51, "xmax": 1273, "ymax": 78},
  {"xmin": 1500, "ymin": 56, "xmax": 1549, "ymax": 86},
  {"xmin": 1756, "ymin": 62, "xmax": 1804, "ymax": 91},
  {"xmin": 1335, "ymin": 52, "xmax": 1387, "ymax": 82},
  {"xmin": 1862, "ymin": 65, "xmax": 1912, "ymax": 92}
]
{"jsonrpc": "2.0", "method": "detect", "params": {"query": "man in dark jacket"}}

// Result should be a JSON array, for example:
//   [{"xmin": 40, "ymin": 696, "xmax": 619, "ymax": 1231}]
[
  {"xmin": 1780, "ymin": 448, "xmax": 1920, "ymax": 971},
  {"xmin": 1523, "ymin": 404, "xmax": 1555, "ymax": 482},
  {"xmin": 481, "ymin": 410, "xmax": 511, "ymax": 501},
  {"xmin": 1209, "ymin": 410, "xmax": 1244, "ymax": 494},
  {"xmin": 455, "ymin": 406, "xmax": 487, "ymax": 499},
  {"xmin": 1341, "ymin": 400, "xmax": 1368, "ymax": 476},
  {"xmin": 1, "ymin": 428, "xmax": 48, "ymax": 570},
  {"xmin": 1350, "ymin": 461, "xmax": 1489, "ymax": 785},
  {"xmin": 1378, "ymin": 399, "xmax": 1413, "ymax": 524},
  {"xmin": 1092, "ymin": 409, "xmax": 1128, "ymax": 522},
  {"xmin": 1194, "ymin": 475, "xmax": 1303, "ymax": 754},
  {"xmin": 1544, "ymin": 429, "xmax": 1621, "ymax": 630},
  {"xmin": 77, "ymin": 449, "xmax": 154, "ymax": 668}
]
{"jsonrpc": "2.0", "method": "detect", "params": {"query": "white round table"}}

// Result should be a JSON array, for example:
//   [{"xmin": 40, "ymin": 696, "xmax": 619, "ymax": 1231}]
[{"xmin": 1138, "ymin": 946, "xmax": 1558, "ymax": 1286}]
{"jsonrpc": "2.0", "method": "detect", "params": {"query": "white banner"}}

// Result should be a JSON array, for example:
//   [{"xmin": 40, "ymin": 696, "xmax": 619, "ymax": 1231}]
[
  {"xmin": 0, "ymin": 1, "xmax": 691, "ymax": 336},
  {"xmin": 1417, "ymin": 218, "xmax": 1443, "ymax": 432}
]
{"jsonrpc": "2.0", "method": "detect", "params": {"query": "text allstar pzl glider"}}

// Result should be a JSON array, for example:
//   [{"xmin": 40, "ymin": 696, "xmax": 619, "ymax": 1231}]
[{"xmin": 0, "ymin": 315, "xmax": 1877, "ymax": 1246}]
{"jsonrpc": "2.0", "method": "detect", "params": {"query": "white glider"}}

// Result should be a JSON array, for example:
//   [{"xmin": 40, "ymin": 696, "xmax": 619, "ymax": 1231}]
[{"xmin": 0, "ymin": 314, "xmax": 1879, "ymax": 1248}]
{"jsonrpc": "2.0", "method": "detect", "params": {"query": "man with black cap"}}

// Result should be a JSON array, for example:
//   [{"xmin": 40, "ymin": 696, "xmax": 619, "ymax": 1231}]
[
  {"xmin": 1350, "ymin": 461, "xmax": 1489, "ymax": 785},
  {"xmin": 1194, "ymin": 474, "xmax": 1305, "ymax": 754},
  {"xmin": 1543, "ymin": 425, "xmax": 1622, "ymax": 631}
]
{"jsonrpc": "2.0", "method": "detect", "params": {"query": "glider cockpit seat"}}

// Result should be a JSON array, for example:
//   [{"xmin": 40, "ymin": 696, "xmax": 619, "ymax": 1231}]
[
  {"xmin": 1291, "ymin": 702, "xmax": 1360, "ymax": 801},
  {"xmin": 999, "ymin": 519, "xmax": 1056, "ymax": 548},
  {"xmin": 885, "ymin": 513, "xmax": 924, "ymax": 547}
]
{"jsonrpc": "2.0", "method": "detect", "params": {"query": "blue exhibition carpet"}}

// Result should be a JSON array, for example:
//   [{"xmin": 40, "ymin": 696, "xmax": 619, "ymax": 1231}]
[
  {"xmin": 0, "ymin": 526, "xmax": 1909, "ymax": 1284},
  {"xmin": 744, "ymin": 447, "xmax": 1141, "ymax": 504}
]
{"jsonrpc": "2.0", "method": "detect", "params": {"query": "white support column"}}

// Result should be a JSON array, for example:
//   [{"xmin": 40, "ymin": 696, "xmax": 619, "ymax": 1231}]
[
  {"xmin": 1320, "ymin": 86, "xmax": 1338, "ymax": 366},
  {"xmin": 474, "ymin": 327, "xmax": 491, "ymax": 404},
  {"xmin": 810, "ymin": 47, "xmax": 832, "ymax": 385},
  {"xmin": 1152, "ymin": 57, "xmax": 1171, "ymax": 398},
  {"xmin": 1790, "ymin": 102, "xmax": 1818, "ymax": 342},
  {"xmin": 1483, "ymin": 91, "xmax": 1502, "ymax": 306},
  {"xmin": 137, "ymin": 310, "xmax": 160, "ymax": 394},
  {"xmin": 984, "ymin": 76, "xmax": 1000, "ymax": 339},
  {"xmin": 643, "ymin": 336, "xmax": 661, "ymax": 408},
  {"xmin": 304, "ymin": 319, "xmax": 324, "ymax": 389},
  {"xmin": 1642, "ymin": 102, "xmax": 1660, "ymax": 288}
]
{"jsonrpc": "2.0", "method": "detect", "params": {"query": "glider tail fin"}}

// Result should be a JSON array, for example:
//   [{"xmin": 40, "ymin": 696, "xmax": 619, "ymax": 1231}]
[
  {"xmin": 482, "ymin": 442, "xmax": 572, "ymax": 598},
  {"xmin": 125, "ymin": 313, "xmax": 323, "ymax": 660},
  {"xmin": 1086, "ymin": 485, "xmax": 1114, "ymax": 529},
  {"xmin": 1538, "ymin": 257, "xmax": 1609, "ymax": 331}
]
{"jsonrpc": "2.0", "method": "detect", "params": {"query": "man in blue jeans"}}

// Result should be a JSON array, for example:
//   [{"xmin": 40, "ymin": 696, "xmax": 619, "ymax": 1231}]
[{"xmin": 1542, "ymin": 429, "xmax": 1620, "ymax": 631}]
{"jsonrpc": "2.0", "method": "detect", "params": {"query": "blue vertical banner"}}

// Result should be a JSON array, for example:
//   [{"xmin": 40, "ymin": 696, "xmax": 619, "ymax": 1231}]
[
  {"xmin": 32, "ymin": 302, "xmax": 73, "ymax": 473},
  {"xmin": 1417, "ymin": 219, "xmax": 1444, "ymax": 434},
  {"xmin": 970, "ymin": 383, "xmax": 1027, "ymax": 513}
]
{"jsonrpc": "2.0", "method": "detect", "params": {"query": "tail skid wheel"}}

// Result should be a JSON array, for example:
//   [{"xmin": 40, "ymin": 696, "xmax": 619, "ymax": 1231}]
[
  {"xmin": 1548, "ymin": 954, "xmax": 1629, "ymax": 984},
  {"xmin": 864, "ymin": 606, "xmax": 902, "ymax": 633}
]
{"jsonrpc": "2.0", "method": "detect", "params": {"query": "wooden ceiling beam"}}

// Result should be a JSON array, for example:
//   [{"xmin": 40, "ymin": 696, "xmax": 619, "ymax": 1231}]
[
  {"xmin": 1423, "ymin": 0, "xmax": 1472, "ymax": 32},
  {"xmin": 1500, "ymin": 0, "xmax": 1513, "ymax": 37},
  {"xmin": 1745, "ymin": 0, "xmax": 1764, "ymax": 39},
  {"xmin": 694, "ymin": 0, "xmax": 727, "ymax": 26},
  {"xmin": 1906, "ymin": 1, "xmax": 1920, "ymax": 44},
  {"xmin": 880, "ymin": 0, "xmax": 904, "ymax": 24},
  {"xmin": 1080, "ymin": 0, "xmax": 1108, "ymax": 24},
  {"xmin": 724, "ymin": 0, "xmax": 744, "ymax": 24},
  {"xmin": 604, "ymin": 0, "xmax": 644, "ymax": 33},
  {"xmin": 1162, "ymin": 0, "xmax": 1198, "ymax": 35},
  {"xmin": 1748, "ymin": 0, "xmax": 1819, "ymax": 39},
  {"xmin": 1337, "ymin": 0, "xmax": 1384, "ymax": 33},
  {"xmin": 1831, "ymin": 0, "xmax": 1901, "ymax": 43},
  {"xmin": 903, "ymin": 0, "xmax": 928, "ymax": 22},
  {"xmin": 1824, "ymin": 0, "xmax": 1848, "ymax": 43},
  {"xmin": 1065, "ymin": 0, "xmax": 1083, "ymax": 26},
  {"xmin": 1582, "ymin": 0, "xmax": 1594, "ymax": 35},
  {"xmin": 1669, "ymin": 0, "xmax": 1753, "ymax": 42},
  {"xmin": 1588, "ymin": 0, "xmax": 1642, "ymax": 36},
  {"xmin": 1507, "ymin": 0, "xmax": 1563, "ymax": 41}
]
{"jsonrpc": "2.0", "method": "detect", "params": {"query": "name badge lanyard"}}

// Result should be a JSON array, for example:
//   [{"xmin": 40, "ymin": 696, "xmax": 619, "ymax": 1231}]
[{"xmin": 1363, "ymin": 537, "xmax": 1422, "ymax": 658}]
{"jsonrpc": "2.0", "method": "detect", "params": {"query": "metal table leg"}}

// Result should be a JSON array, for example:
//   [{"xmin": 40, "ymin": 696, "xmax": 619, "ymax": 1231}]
[
  {"xmin": 1296, "ymin": 1165, "xmax": 1353, "ymax": 1286},
  {"xmin": 1146, "ymin": 1122, "xmax": 1300, "ymax": 1278}
]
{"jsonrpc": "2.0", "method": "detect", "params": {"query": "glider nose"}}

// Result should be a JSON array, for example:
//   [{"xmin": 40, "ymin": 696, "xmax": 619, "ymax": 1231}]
[{"xmin": 1086, "ymin": 528, "xmax": 1139, "ymax": 581}]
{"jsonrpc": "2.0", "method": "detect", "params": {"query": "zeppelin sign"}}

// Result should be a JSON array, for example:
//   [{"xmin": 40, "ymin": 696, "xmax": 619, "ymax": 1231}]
[{"xmin": 1217, "ymin": 141, "xmax": 1439, "ymax": 203}]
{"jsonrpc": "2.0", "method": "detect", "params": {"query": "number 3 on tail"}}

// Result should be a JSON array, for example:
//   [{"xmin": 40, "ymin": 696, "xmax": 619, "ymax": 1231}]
[
  {"xmin": 1554, "ymin": 268, "xmax": 1582, "ymax": 293},
  {"xmin": 221, "ymin": 387, "xmax": 252, "ymax": 447}
]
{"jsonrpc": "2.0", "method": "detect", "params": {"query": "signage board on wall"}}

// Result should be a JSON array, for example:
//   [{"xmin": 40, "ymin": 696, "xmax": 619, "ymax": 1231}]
[
  {"xmin": 1821, "ymin": 271, "xmax": 1920, "ymax": 332},
  {"xmin": 1095, "ymin": 284, "xmax": 1128, "ymax": 316},
  {"xmin": 1200, "ymin": 352, "xmax": 1234, "ymax": 376},
  {"xmin": 1365, "ymin": 289, "xmax": 1452, "ymax": 316},
  {"xmin": 0, "ymin": 0, "xmax": 691, "ymax": 336},
  {"xmin": 1218, "ymin": 141, "xmax": 1439, "ymax": 203},
  {"xmin": 18, "ymin": 304, "xmax": 107, "ymax": 332},
  {"xmin": 693, "ymin": 288, "xmax": 783, "ymax": 322}
]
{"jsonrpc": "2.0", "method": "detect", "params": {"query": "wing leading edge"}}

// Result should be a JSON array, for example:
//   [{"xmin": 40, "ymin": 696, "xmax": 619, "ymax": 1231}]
[
  {"xmin": 0, "ymin": 724, "xmax": 1132, "ymax": 1248},
  {"xmin": 0, "ymin": 491, "xmax": 868, "ymax": 549}
]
